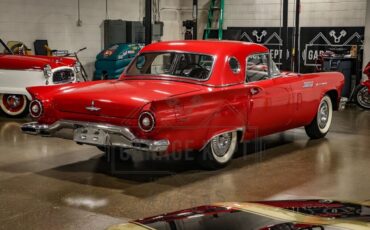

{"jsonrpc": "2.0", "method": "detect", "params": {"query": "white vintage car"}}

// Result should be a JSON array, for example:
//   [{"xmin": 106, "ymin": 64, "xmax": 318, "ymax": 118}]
[{"xmin": 0, "ymin": 39, "xmax": 81, "ymax": 117}]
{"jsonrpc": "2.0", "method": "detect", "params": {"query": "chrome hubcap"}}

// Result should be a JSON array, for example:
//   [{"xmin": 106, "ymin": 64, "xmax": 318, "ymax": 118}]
[
  {"xmin": 6, "ymin": 95, "xmax": 20, "ymax": 108},
  {"xmin": 318, "ymin": 101, "xmax": 329, "ymax": 129},
  {"xmin": 358, "ymin": 87, "xmax": 370, "ymax": 107},
  {"xmin": 211, "ymin": 133, "xmax": 232, "ymax": 157}
]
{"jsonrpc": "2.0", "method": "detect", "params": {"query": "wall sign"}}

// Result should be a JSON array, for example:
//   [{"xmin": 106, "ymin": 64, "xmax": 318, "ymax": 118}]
[
  {"xmin": 300, "ymin": 27, "xmax": 364, "ymax": 72},
  {"xmin": 226, "ymin": 27, "xmax": 293, "ymax": 66},
  {"xmin": 223, "ymin": 27, "xmax": 364, "ymax": 72}
]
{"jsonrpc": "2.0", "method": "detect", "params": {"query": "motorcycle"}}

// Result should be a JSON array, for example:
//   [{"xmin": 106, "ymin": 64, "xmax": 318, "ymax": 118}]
[
  {"xmin": 353, "ymin": 62, "xmax": 370, "ymax": 110},
  {"xmin": 63, "ymin": 47, "xmax": 89, "ymax": 82}
]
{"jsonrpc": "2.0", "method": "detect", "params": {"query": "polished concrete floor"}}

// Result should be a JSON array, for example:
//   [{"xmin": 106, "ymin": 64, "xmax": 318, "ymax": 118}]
[{"xmin": 0, "ymin": 108, "xmax": 369, "ymax": 229}]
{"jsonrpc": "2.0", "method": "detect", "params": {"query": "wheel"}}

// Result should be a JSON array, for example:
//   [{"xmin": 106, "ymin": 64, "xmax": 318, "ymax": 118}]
[
  {"xmin": 354, "ymin": 85, "xmax": 370, "ymax": 110},
  {"xmin": 0, "ymin": 94, "xmax": 29, "ymax": 118},
  {"xmin": 197, "ymin": 131, "xmax": 237, "ymax": 170},
  {"xmin": 305, "ymin": 95, "xmax": 333, "ymax": 139}
]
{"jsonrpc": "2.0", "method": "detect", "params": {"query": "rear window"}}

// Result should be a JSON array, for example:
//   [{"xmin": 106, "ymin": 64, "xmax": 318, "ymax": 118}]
[{"xmin": 126, "ymin": 52, "xmax": 214, "ymax": 80}]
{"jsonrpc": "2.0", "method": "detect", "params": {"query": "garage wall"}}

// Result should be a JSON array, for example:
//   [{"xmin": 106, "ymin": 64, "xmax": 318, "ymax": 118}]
[
  {"xmin": 178, "ymin": 0, "xmax": 367, "ymax": 39},
  {"xmin": 0, "ymin": 0, "xmax": 367, "ymax": 77},
  {"xmin": 0, "ymin": 0, "xmax": 188, "ymax": 78}
]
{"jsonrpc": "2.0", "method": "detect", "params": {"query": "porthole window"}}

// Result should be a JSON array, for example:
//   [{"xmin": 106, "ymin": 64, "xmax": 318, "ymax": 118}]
[{"xmin": 228, "ymin": 57, "xmax": 241, "ymax": 74}]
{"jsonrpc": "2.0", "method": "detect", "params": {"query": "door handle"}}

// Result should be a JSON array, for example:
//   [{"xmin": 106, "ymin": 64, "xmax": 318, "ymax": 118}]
[{"xmin": 250, "ymin": 87, "xmax": 263, "ymax": 96}]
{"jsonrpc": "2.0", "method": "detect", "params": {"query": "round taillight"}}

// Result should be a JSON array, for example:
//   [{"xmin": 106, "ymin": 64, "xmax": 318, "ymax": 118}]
[
  {"xmin": 138, "ymin": 112, "xmax": 155, "ymax": 132},
  {"xmin": 29, "ymin": 100, "xmax": 43, "ymax": 118}
]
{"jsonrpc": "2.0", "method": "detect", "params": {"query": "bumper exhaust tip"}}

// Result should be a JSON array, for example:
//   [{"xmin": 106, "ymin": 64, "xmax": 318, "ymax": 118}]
[{"xmin": 21, "ymin": 122, "xmax": 49, "ymax": 135}]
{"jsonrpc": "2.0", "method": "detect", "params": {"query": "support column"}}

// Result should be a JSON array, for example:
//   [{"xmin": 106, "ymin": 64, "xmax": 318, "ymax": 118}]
[
  {"xmin": 193, "ymin": 0, "xmax": 198, "ymax": 40},
  {"xmin": 363, "ymin": 1, "xmax": 370, "ymax": 80},
  {"xmin": 281, "ymin": 0, "xmax": 289, "ymax": 70},
  {"xmin": 293, "ymin": 0, "xmax": 300, "ymax": 73},
  {"xmin": 144, "ymin": 0, "xmax": 152, "ymax": 45}
]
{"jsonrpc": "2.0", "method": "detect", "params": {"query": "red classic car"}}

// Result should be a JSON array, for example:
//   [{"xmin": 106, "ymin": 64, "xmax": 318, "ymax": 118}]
[
  {"xmin": 0, "ymin": 38, "xmax": 80, "ymax": 117},
  {"xmin": 21, "ymin": 41, "xmax": 345, "ymax": 169},
  {"xmin": 107, "ymin": 200, "xmax": 370, "ymax": 230}
]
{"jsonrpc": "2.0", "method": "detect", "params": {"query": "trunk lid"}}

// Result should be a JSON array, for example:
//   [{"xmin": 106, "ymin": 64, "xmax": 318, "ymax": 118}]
[{"xmin": 53, "ymin": 79, "xmax": 203, "ymax": 118}]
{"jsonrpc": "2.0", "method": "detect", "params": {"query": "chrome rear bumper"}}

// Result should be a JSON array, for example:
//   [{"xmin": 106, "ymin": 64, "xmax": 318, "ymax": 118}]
[{"xmin": 21, "ymin": 120, "xmax": 169, "ymax": 152}]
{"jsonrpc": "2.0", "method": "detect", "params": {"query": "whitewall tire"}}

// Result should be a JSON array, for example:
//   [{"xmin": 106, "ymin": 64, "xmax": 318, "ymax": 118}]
[
  {"xmin": 0, "ymin": 94, "xmax": 29, "ymax": 118},
  {"xmin": 198, "ymin": 131, "xmax": 237, "ymax": 170},
  {"xmin": 305, "ymin": 95, "xmax": 333, "ymax": 139}
]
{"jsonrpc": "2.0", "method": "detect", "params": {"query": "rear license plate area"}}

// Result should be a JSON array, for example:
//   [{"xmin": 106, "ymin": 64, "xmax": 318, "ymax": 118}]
[{"xmin": 73, "ymin": 127, "xmax": 108, "ymax": 146}]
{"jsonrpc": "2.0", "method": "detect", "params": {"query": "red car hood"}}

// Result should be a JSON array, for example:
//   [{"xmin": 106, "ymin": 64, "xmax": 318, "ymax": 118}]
[
  {"xmin": 0, "ymin": 54, "xmax": 76, "ymax": 70},
  {"xmin": 53, "ymin": 80, "xmax": 203, "ymax": 118}
]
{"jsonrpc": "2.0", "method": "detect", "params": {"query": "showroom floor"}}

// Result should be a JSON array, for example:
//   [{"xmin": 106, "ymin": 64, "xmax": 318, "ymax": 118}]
[{"xmin": 0, "ymin": 107, "xmax": 369, "ymax": 230}]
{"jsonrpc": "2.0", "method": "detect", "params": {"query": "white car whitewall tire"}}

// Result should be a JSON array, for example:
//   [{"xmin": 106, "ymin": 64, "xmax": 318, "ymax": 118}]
[{"xmin": 0, "ymin": 94, "xmax": 28, "ymax": 117}]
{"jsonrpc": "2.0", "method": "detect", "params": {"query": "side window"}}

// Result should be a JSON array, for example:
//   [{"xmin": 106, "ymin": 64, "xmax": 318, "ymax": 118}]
[{"xmin": 246, "ymin": 53, "xmax": 270, "ymax": 82}]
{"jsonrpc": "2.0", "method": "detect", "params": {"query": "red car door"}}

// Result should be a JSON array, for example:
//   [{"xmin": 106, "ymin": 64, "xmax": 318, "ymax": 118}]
[{"xmin": 244, "ymin": 53, "xmax": 297, "ymax": 139}]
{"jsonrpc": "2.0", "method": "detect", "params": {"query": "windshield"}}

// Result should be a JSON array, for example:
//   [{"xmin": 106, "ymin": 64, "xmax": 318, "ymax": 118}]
[
  {"xmin": 126, "ymin": 52, "xmax": 214, "ymax": 81},
  {"xmin": 0, "ymin": 39, "xmax": 12, "ymax": 55}
]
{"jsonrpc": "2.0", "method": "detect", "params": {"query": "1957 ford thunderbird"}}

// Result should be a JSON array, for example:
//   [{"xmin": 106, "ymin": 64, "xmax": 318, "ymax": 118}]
[
  {"xmin": 21, "ymin": 40, "xmax": 345, "ymax": 169},
  {"xmin": 0, "ymin": 38, "xmax": 80, "ymax": 117}
]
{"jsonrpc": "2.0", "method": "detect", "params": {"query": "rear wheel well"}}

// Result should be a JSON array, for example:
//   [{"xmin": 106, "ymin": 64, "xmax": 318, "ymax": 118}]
[
  {"xmin": 236, "ymin": 130, "xmax": 244, "ymax": 143},
  {"xmin": 326, "ymin": 90, "xmax": 339, "ymax": 110}
]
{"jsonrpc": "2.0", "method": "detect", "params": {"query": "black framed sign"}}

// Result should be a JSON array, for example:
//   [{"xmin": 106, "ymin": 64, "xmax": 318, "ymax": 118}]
[
  {"xmin": 225, "ymin": 27, "xmax": 294, "ymax": 67},
  {"xmin": 300, "ymin": 27, "xmax": 364, "ymax": 72},
  {"xmin": 222, "ymin": 26, "xmax": 364, "ymax": 73}
]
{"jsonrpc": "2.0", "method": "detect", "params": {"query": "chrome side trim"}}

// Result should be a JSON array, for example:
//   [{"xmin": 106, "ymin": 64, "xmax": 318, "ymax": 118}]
[
  {"xmin": 21, "ymin": 120, "xmax": 169, "ymax": 152},
  {"xmin": 122, "ymin": 77, "xmax": 244, "ymax": 88},
  {"xmin": 200, "ymin": 127, "xmax": 245, "ymax": 151}
]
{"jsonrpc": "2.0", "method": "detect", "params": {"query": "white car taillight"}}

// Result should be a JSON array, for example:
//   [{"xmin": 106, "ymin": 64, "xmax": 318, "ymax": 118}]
[
  {"xmin": 29, "ymin": 100, "xmax": 43, "ymax": 118},
  {"xmin": 138, "ymin": 111, "xmax": 155, "ymax": 132}
]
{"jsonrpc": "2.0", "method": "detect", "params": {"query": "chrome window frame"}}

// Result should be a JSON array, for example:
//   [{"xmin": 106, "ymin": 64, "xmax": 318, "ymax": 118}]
[
  {"xmin": 269, "ymin": 56, "xmax": 281, "ymax": 77},
  {"xmin": 244, "ymin": 52, "xmax": 281, "ymax": 83},
  {"xmin": 124, "ymin": 50, "xmax": 216, "ymax": 82}
]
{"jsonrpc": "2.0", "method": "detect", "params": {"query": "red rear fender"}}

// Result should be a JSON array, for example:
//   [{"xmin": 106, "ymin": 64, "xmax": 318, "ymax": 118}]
[{"xmin": 26, "ymin": 81, "xmax": 103, "ymax": 100}]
